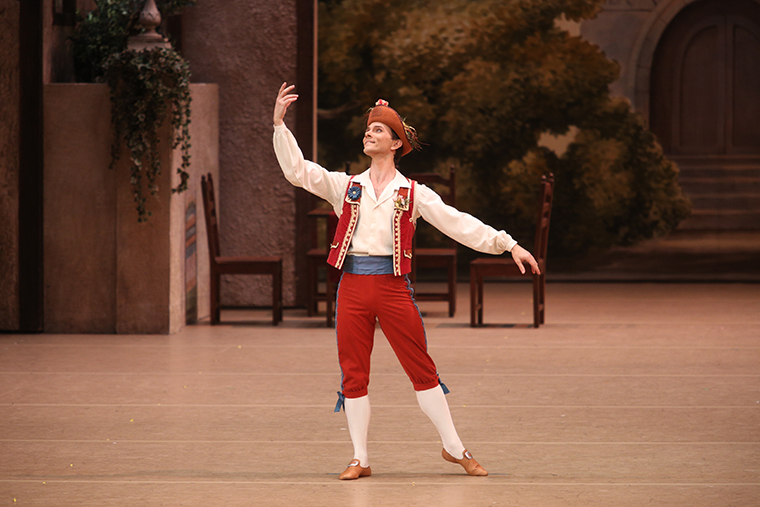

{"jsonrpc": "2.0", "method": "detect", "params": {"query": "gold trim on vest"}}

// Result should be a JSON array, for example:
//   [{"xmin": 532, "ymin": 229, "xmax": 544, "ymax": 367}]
[
  {"xmin": 392, "ymin": 186, "xmax": 411, "ymax": 276},
  {"xmin": 335, "ymin": 202, "xmax": 359, "ymax": 269}
]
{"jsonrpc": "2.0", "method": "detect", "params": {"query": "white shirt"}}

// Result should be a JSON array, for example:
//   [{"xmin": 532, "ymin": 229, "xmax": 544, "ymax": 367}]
[{"xmin": 273, "ymin": 123, "xmax": 517, "ymax": 256}]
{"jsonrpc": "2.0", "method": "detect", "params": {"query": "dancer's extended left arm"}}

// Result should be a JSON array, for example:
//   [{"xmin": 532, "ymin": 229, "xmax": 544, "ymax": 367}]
[{"xmin": 415, "ymin": 184, "xmax": 540, "ymax": 275}]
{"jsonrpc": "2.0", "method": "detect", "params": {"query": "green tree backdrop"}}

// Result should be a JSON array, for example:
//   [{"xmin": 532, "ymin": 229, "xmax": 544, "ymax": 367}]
[{"xmin": 317, "ymin": 0, "xmax": 691, "ymax": 258}]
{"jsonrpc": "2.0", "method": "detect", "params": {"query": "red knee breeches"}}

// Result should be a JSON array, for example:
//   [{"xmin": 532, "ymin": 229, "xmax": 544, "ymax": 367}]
[{"xmin": 336, "ymin": 272, "xmax": 441, "ymax": 400}]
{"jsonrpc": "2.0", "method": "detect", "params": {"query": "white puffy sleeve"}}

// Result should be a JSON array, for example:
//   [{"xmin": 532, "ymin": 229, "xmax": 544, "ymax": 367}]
[
  {"xmin": 273, "ymin": 123, "xmax": 349, "ymax": 212},
  {"xmin": 414, "ymin": 183, "xmax": 518, "ymax": 254}
]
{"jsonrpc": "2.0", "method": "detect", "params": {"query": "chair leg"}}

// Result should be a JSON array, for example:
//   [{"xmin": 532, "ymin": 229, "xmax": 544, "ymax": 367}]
[
  {"xmin": 470, "ymin": 265, "xmax": 477, "ymax": 327},
  {"xmin": 477, "ymin": 274, "xmax": 484, "ymax": 326},
  {"xmin": 210, "ymin": 271, "xmax": 220, "ymax": 325},
  {"xmin": 325, "ymin": 275, "xmax": 335, "ymax": 328},
  {"xmin": 539, "ymin": 273, "xmax": 546, "ymax": 324},
  {"xmin": 448, "ymin": 260, "xmax": 457, "ymax": 317},
  {"xmin": 535, "ymin": 274, "xmax": 540, "ymax": 326},
  {"xmin": 306, "ymin": 262, "xmax": 316, "ymax": 317},
  {"xmin": 272, "ymin": 264, "xmax": 283, "ymax": 326}
]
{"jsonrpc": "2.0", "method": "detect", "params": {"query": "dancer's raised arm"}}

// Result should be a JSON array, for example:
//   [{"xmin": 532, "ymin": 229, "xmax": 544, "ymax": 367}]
[
  {"xmin": 273, "ymin": 82, "xmax": 298, "ymax": 126},
  {"xmin": 272, "ymin": 83, "xmax": 348, "ymax": 210}
]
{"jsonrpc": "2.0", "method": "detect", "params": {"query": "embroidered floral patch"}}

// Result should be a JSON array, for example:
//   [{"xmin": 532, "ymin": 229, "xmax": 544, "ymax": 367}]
[
  {"xmin": 347, "ymin": 185, "xmax": 362, "ymax": 201},
  {"xmin": 394, "ymin": 195, "xmax": 410, "ymax": 210}
]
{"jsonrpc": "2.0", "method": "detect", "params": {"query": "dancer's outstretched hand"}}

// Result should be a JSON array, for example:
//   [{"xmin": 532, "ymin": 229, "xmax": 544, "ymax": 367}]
[
  {"xmin": 511, "ymin": 244, "xmax": 540, "ymax": 275},
  {"xmin": 274, "ymin": 82, "xmax": 298, "ymax": 126}
]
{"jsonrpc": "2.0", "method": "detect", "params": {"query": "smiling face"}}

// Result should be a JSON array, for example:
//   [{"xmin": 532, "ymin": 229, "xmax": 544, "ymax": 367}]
[{"xmin": 363, "ymin": 121, "xmax": 403, "ymax": 158}]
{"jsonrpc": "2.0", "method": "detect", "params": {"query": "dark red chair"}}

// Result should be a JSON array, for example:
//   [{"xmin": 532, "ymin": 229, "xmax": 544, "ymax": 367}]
[
  {"xmin": 306, "ymin": 208, "xmax": 340, "ymax": 327},
  {"xmin": 470, "ymin": 174, "xmax": 554, "ymax": 328},
  {"xmin": 201, "ymin": 174, "xmax": 283, "ymax": 325},
  {"xmin": 408, "ymin": 166, "xmax": 457, "ymax": 317}
]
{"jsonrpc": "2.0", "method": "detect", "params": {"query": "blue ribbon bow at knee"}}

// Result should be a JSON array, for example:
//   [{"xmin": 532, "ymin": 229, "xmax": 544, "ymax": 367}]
[{"xmin": 334, "ymin": 391, "xmax": 345, "ymax": 413}]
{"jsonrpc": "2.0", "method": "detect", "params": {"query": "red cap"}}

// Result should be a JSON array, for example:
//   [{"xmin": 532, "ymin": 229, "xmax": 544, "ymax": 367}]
[{"xmin": 365, "ymin": 100, "xmax": 418, "ymax": 157}]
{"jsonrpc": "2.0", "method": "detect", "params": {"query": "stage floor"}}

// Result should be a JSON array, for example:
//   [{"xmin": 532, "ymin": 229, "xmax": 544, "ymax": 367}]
[{"xmin": 2, "ymin": 283, "xmax": 759, "ymax": 506}]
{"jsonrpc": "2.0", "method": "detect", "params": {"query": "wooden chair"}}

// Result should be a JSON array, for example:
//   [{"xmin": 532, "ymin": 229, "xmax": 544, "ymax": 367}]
[
  {"xmin": 306, "ymin": 208, "xmax": 340, "ymax": 327},
  {"xmin": 470, "ymin": 174, "xmax": 554, "ymax": 328},
  {"xmin": 200, "ymin": 174, "xmax": 283, "ymax": 325},
  {"xmin": 408, "ymin": 166, "xmax": 457, "ymax": 317}
]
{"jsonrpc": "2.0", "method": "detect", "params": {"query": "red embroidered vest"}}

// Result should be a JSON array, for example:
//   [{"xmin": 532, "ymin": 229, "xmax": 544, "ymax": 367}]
[{"xmin": 327, "ymin": 177, "xmax": 416, "ymax": 276}]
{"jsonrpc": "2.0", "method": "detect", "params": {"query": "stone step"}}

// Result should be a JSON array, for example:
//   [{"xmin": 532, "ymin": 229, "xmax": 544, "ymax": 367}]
[
  {"xmin": 677, "ymin": 165, "xmax": 760, "ymax": 179},
  {"xmin": 678, "ymin": 210, "xmax": 760, "ymax": 230},
  {"xmin": 678, "ymin": 177, "xmax": 760, "ymax": 195},
  {"xmin": 672, "ymin": 155, "xmax": 760, "ymax": 176},
  {"xmin": 688, "ymin": 194, "xmax": 760, "ymax": 211},
  {"xmin": 668, "ymin": 156, "xmax": 760, "ymax": 230},
  {"xmin": 670, "ymin": 154, "xmax": 760, "ymax": 165}
]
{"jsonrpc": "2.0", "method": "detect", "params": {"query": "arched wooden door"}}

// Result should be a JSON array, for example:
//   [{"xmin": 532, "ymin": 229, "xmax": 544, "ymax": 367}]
[{"xmin": 650, "ymin": 0, "xmax": 760, "ymax": 229}]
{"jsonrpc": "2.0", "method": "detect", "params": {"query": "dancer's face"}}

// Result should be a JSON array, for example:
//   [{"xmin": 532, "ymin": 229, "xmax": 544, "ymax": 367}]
[{"xmin": 363, "ymin": 122, "xmax": 402, "ymax": 157}]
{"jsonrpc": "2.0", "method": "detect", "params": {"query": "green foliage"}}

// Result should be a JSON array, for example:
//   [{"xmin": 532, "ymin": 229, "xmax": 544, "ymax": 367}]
[
  {"xmin": 318, "ymin": 0, "xmax": 691, "ymax": 256},
  {"xmin": 554, "ymin": 98, "xmax": 692, "ymax": 253},
  {"xmin": 71, "ymin": 0, "xmax": 196, "ymax": 83},
  {"xmin": 104, "ymin": 48, "xmax": 192, "ymax": 222},
  {"xmin": 71, "ymin": 0, "xmax": 196, "ymax": 222}
]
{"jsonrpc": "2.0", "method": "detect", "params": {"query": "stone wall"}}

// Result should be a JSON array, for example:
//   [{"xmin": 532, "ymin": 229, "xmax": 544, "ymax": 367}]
[
  {"xmin": 181, "ymin": 1, "xmax": 301, "ymax": 308},
  {"xmin": 0, "ymin": 0, "xmax": 20, "ymax": 330}
]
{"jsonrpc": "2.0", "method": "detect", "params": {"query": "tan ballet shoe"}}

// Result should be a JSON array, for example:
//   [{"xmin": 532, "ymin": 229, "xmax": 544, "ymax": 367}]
[
  {"xmin": 339, "ymin": 459, "xmax": 372, "ymax": 480},
  {"xmin": 442, "ymin": 449, "xmax": 488, "ymax": 476}
]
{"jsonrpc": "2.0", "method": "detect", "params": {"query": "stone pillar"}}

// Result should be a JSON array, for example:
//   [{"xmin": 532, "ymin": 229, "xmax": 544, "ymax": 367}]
[
  {"xmin": 0, "ymin": 0, "xmax": 20, "ymax": 330},
  {"xmin": 181, "ymin": 0, "xmax": 317, "ymax": 309}
]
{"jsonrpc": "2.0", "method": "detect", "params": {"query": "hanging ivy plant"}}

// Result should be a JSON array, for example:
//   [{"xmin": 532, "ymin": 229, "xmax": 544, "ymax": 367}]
[{"xmin": 104, "ymin": 47, "xmax": 192, "ymax": 222}]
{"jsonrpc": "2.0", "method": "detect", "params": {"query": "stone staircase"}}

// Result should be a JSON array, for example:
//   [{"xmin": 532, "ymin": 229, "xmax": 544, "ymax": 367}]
[{"xmin": 672, "ymin": 156, "xmax": 760, "ymax": 230}]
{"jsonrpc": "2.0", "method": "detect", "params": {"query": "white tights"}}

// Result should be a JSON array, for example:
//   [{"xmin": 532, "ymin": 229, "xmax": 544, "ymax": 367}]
[
  {"xmin": 343, "ymin": 385, "xmax": 465, "ymax": 466},
  {"xmin": 344, "ymin": 395, "xmax": 371, "ymax": 467},
  {"xmin": 415, "ymin": 385, "xmax": 466, "ymax": 459}
]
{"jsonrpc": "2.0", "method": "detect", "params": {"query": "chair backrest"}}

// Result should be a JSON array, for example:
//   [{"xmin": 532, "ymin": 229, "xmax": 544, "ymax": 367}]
[
  {"xmin": 408, "ymin": 165, "xmax": 456, "ymax": 206},
  {"xmin": 408, "ymin": 166, "xmax": 457, "ymax": 253},
  {"xmin": 200, "ymin": 173, "xmax": 220, "ymax": 259},
  {"xmin": 533, "ymin": 174, "xmax": 555, "ymax": 264}
]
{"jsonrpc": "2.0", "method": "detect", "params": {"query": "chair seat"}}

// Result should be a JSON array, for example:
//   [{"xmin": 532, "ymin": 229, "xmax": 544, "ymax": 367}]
[
  {"xmin": 415, "ymin": 293, "xmax": 451, "ymax": 301},
  {"xmin": 307, "ymin": 248, "xmax": 328, "ymax": 258},
  {"xmin": 214, "ymin": 256, "xmax": 282, "ymax": 275},
  {"xmin": 471, "ymin": 257, "xmax": 546, "ymax": 277},
  {"xmin": 471, "ymin": 257, "xmax": 512, "ymax": 265},
  {"xmin": 471, "ymin": 257, "xmax": 523, "ymax": 278},
  {"xmin": 415, "ymin": 248, "xmax": 456, "ymax": 257}
]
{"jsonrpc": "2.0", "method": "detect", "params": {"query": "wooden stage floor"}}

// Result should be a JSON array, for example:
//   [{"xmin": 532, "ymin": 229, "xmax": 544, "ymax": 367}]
[{"xmin": 2, "ymin": 283, "xmax": 759, "ymax": 506}]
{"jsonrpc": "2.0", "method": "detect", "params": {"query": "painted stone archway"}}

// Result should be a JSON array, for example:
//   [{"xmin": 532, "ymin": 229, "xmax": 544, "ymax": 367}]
[
  {"xmin": 628, "ymin": 0, "xmax": 760, "ymax": 125},
  {"xmin": 636, "ymin": 0, "xmax": 760, "ymax": 230},
  {"xmin": 649, "ymin": 0, "xmax": 760, "ymax": 156}
]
